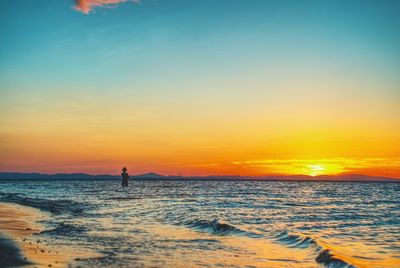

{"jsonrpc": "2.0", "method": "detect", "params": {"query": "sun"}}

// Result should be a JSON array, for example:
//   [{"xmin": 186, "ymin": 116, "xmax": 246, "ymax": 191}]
[{"xmin": 307, "ymin": 164, "xmax": 326, "ymax": 177}]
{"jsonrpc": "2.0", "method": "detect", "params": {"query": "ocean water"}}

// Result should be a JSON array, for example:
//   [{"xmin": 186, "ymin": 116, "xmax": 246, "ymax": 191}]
[{"xmin": 0, "ymin": 179, "xmax": 399, "ymax": 267}]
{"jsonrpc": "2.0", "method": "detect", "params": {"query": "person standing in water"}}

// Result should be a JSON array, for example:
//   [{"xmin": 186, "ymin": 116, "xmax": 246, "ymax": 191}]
[{"xmin": 121, "ymin": 167, "xmax": 129, "ymax": 187}]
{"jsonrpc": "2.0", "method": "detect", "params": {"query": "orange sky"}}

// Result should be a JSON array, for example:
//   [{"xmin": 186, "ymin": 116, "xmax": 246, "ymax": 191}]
[{"xmin": 0, "ymin": 1, "xmax": 399, "ymax": 178}]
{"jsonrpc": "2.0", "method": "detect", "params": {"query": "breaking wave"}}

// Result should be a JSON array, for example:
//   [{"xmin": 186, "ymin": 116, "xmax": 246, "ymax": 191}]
[
  {"xmin": 274, "ymin": 231, "xmax": 355, "ymax": 268},
  {"xmin": 178, "ymin": 219, "xmax": 245, "ymax": 235},
  {"xmin": 0, "ymin": 192, "xmax": 88, "ymax": 215},
  {"xmin": 173, "ymin": 216, "xmax": 357, "ymax": 267},
  {"xmin": 275, "ymin": 230, "xmax": 320, "ymax": 249},
  {"xmin": 316, "ymin": 249, "xmax": 356, "ymax": 268}
]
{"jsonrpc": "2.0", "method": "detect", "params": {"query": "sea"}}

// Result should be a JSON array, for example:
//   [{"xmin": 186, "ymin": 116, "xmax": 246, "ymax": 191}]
[{"xmin": 0, "ymin": 179, "xmax": 399, "ymax": 267}]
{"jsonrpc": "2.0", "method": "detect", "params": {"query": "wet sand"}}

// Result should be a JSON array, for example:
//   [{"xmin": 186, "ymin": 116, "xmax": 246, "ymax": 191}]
[{"xmin": 0, "ymin": 202, "xmax": 87, "ymax": 268}]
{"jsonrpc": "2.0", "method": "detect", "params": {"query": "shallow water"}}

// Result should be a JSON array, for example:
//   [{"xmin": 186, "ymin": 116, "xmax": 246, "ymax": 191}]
[{"xmin": 0, "ymin": 179, "xmax": 399, "ymax": 267}]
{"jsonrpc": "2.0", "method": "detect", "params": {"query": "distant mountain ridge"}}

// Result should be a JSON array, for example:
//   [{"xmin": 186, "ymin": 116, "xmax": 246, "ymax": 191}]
[{"xmin": 0, "ymin": 172, "xmax": 398, "ymax": 182}]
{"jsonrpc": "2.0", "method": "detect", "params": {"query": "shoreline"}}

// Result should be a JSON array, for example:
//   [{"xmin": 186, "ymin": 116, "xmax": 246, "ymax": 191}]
[{"xmin": 0, "ymin": 202, "xmax": 80, "ymax": 267}]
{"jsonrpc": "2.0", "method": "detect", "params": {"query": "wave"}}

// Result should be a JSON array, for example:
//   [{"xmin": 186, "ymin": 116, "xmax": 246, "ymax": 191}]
[
  {"xmin": 274, "ymin": 231, "xmax": 355, "ymax": 268},
  {"xmin": 275, "ymin": 230, "xmax": 320, "ymax": 249},
  {"xmin": 177, "ymin": 219, "xmax": 262, "ymax": 238},
  {"xmin": 179, "ymin": 219, "xmax": 244, "ymax": 235},
  {"xmin": 176, "ymin": 218, "xmax": 356, "ymax": 267},
  {"xmin": 38, "ymin": 223, "xmax": 87, "ymax": 237},
  {"xmin": 0, "ymin": 192, "xmax": 88, "ymax": 215},
  {"xmin": 316, "ymin": 249, "xmax": 356, "ymax": 268}
]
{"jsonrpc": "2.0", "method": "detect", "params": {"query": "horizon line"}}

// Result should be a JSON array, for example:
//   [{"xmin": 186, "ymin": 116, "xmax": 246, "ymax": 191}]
[{"xmin": 0, "ymin": 171, "xmax": 399, "ymax": 180}]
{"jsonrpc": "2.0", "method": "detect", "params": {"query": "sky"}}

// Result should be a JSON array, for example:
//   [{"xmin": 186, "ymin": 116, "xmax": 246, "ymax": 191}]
[{"xmin": 0, "ymin": 0, "xmax": 399, "ymax": 177}]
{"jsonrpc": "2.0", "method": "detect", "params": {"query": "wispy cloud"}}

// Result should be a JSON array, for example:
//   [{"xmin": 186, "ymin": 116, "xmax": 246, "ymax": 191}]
[{"xmin": 74, "ymin": 0, "xmax": 139, "ymax": 14}]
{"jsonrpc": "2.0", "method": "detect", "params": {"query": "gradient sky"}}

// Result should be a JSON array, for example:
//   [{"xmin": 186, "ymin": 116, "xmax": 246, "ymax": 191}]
[{"xmin": 0, "ymin": 0, "xmax": 399, "ymax": 177}]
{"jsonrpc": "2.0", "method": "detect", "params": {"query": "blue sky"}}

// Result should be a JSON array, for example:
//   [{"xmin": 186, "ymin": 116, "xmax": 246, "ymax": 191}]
[
  {"xmin": 1, "ymin": 0, "xmax": 399, "ymax": 90},
  {"xmin": 0, "ymin": 0, "xmax": 399, "ymax": 175}
]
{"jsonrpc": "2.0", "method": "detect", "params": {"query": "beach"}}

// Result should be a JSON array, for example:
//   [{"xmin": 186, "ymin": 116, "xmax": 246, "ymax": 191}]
[{"xmin": 0, "ymin": 202, "xmax": 94, "ymax": 268}]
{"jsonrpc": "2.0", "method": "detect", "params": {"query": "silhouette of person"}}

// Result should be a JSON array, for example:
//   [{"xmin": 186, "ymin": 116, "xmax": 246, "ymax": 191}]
[{"xmin": 121, "ymin": 167, "xmax": 129, "ymax": 187}]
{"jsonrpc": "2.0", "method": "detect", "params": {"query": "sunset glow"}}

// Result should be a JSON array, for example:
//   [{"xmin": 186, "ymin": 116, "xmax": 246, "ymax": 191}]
[
  {"xmin": 307, "ymin": 165, "xmax": 325, "ymax": 177},
  {"xmin": 0, "ymin": 0, "xmax": 399, "ymax": 178}
]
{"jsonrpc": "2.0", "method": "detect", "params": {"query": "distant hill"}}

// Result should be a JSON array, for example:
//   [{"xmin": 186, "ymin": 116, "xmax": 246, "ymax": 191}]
[
  {"xmin": 134, "ymin": 172, "xmax": 165, "ymax": 179},
  {"xmin": 0, "ymin": 172, "xmax": 398, "ymax": 182}
]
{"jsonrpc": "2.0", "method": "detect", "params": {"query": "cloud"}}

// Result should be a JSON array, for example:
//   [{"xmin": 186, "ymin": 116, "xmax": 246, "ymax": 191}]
[
  {"xmin": 231, "ymin": 158, "xmax": 400, "ymax": 177},
  {"xmin": 74, "ymin": 0, "xmax": 139, "ymax": 14}
]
